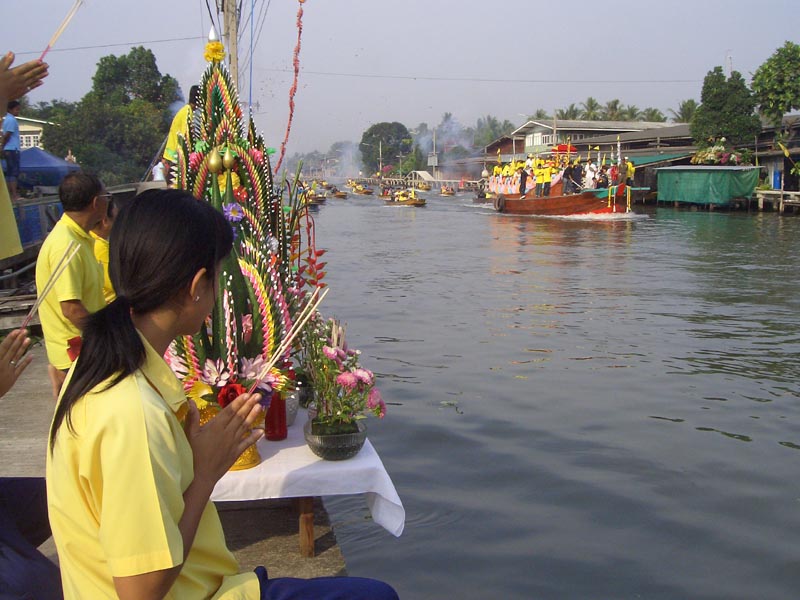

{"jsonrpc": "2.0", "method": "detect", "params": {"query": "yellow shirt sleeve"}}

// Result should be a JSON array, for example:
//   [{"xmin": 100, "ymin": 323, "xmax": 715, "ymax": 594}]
[{"xmin": 90, "ymin": 376, "xmax": 186, "ymax": 576}]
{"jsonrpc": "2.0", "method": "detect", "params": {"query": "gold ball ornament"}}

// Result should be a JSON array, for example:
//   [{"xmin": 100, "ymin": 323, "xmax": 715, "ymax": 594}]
[
  {"xmin": 223, "ymin": 148, "xmax": 236, "ymax": 170},
  {"xmin": 208, "ymin": 148, "xmax": 223, "ymax": 174}
]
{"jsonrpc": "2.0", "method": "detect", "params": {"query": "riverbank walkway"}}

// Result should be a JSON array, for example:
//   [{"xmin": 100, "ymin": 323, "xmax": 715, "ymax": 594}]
[{"xmin": 0, "ymin": 342, "xmax": 348, "ymax": 580}]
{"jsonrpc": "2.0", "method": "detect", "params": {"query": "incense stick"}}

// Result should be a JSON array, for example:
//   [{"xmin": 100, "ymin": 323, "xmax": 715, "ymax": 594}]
[
  {"xmin": 39, "ymin": 0, "xmax": 84, "ymax": 62},
  {"xmin": 21, "ymin": 241, "xmax": 80, "ymax": 330},
  {"xmin": 248, "ymin": 287, "xmax": 328, "ymax": 394}
]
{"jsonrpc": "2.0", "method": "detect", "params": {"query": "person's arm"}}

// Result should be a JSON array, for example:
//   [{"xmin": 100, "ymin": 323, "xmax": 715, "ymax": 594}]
[
  {"xmin": 60, "ymin": 299, "xmax": 91, "ymax": 329},
  {"xmin": 112, "ymin": 393, "xmax": 263, "ymax": 600}
]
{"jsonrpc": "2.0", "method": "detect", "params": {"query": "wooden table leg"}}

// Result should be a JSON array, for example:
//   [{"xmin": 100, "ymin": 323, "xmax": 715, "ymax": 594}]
[{"xmin": 297, "ymin": 497, "xmax": 315, "ymax": 557}]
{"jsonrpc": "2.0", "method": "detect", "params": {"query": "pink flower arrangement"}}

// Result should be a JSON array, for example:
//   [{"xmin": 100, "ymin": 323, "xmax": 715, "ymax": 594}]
[{"xmin": 301, "ymin": 313, "xmax": 385, "ymax": 427}]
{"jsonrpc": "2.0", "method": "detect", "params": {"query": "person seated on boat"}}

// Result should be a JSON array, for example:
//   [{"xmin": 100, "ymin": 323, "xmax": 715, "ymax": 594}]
[
  {"xmin": 501, "ymin": 162, "xmax": 512, "ymax": 177},
  {"xmin": 596, "ymin": 166, "xmax": 609, "ymax": 189}
]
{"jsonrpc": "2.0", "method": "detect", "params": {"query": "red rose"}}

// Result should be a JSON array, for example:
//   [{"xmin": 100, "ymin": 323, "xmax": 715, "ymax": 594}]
[{"xmin": 217, "ymin": 382, "xmax": 247, "ymax": 408}]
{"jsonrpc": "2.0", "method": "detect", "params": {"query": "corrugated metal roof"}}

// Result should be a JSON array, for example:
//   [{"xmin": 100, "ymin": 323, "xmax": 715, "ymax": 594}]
[{"xmin": 656, "ymin": 165, "xmax": 760, "ymax": 171}]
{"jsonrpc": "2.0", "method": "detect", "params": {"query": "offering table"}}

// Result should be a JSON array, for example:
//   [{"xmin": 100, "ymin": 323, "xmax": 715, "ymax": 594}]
[{"xmin": 212, "ymin": 415, "xmax": 404, "ymax": 557}]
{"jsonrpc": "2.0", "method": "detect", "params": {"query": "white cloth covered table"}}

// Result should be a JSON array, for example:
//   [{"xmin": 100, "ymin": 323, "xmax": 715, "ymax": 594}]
[{"xmin": 212, "ymin": 416, "xmax": 405, "ymax": 538}]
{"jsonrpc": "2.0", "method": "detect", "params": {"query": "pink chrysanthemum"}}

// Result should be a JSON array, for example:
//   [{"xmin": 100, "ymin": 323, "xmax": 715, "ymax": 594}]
[
  {"xmin": 323, "ymin": 346, "xmax": 338, "ymax": 361},
  {"xmin": 336, "ymin": 371, "xmax": 358, "ymax": 390},
  {"xmin": 367, "ymin": 387, "xmax": 382, "ymax": 409},
  {"xmin": 354, "ymin": 368, "xmax": 373, "ymax": 386}
]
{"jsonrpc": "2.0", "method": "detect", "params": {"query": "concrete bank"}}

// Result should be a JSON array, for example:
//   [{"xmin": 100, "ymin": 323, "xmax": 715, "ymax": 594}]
[{"xmin": 0, "ymin": 341, "xmax": 347, "ymax": 580}]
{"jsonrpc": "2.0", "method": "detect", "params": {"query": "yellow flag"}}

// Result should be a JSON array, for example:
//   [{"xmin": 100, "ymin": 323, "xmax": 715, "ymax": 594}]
[{"xmin": 778, "ymin": 142, "xmax": 790, "ymax": 158}]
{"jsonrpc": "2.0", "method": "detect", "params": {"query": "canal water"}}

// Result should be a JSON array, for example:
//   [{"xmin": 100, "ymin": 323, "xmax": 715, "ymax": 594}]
[{"xmin": 311, "ymin": 193, "xmax": 800, "ymax": 600}]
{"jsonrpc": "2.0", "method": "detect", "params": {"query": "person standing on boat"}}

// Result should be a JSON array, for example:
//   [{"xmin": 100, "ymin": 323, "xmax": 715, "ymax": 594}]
[
  {"xmin": 542, "ymin": 161, "xmax": 554, "ymax": 197},
  {"xmin": 533, "ymin": 161, "xmax": 545, "ymax": 197},
  {"xmin": 518, "ymin": 165, "xmax": 529, "ymax": 197},
  {"xmin": 584, "ymin": 158, "xmax": 598, "ymax": 189},
  {"xmin": 625, "ymin": 157, "xmax": 636, "ymax": 186},
  {"xmin": 562, "ymin": 162, "xmax": 574, "ymax": 194}
]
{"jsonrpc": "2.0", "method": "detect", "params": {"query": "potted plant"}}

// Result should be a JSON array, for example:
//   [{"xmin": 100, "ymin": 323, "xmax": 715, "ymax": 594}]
[{"xmin": 300, "ymin": 313, "xmax": 386, "ymax": 460}]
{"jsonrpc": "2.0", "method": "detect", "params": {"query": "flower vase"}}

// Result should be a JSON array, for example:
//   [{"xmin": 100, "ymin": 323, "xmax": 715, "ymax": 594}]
[
  {"xmin": 285, "ymin": 389, "xmax": 299, "ymax": 427},
  {"xmin": 198, "ymin": 404, "xmax": 261, "ymax": 470},
  {"xmin": 303, "ymin": 420, "xmax": 367, "ymax": 461}
]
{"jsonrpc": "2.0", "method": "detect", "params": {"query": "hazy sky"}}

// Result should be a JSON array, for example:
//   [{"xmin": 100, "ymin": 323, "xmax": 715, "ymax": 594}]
[{"xmin": 10, "ymin": 0, "xmax": 799, "ymax": 154}]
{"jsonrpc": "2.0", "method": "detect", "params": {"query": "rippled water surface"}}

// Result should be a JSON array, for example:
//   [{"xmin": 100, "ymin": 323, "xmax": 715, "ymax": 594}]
[{"xmin": 310, "ymin": 193, "xmax": 800, "ymax": 599}]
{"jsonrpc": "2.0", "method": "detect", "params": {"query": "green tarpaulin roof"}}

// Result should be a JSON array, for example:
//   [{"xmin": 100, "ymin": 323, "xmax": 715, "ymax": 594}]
[{"xmin": 628, "ymin": 152, "xmax": 691, "ymax": 166}]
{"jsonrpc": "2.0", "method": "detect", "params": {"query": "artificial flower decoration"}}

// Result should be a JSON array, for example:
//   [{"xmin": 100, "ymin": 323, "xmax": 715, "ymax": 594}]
[{"xmin": 204, "ymin": 41, "xmax": 225, "ymax": 63}]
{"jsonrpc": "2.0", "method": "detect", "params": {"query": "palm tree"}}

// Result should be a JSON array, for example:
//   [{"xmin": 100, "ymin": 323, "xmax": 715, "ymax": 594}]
[
  {"xmin": 556, "ymin": 104, "xmax": 581, "ymax": 120},
  {"xmin": 621, "ymin": 104, "xmax": 641, "ymax": 121},
  {"xmin": 668, "ymin": 99, "xmax": 699, "ymax": 123},
  {"xmin": 601, "ymin": 99, "xmax": 623, "ymax": 121},
  {"xmin": 581, "ymin": 97, "xmax": 602, "ymax": 120},
  {"xmin": 640, "ymin": 107, "xmax": 667, "ymax": 122},
  {"xmin": 529, "ymin": 108, "xmax": 550, "ymax": 120}
]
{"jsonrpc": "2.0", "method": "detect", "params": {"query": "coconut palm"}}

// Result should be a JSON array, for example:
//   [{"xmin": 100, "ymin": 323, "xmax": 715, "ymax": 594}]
[
  {"xmin": 640, "ymin": 107, "xmax": 667, "ymax": 122},
  {"xmin": 556, "ymin": 104, "xmax": 581, "ymax": 120},
  {"xmin": 669, "ymin": 99, "xmax": 699, "ymax": 123},
  {"xmin": 581, "ymin": 97, "xmax": 602, "ymax": 120},
  {"xmin": 621, "ymin": 104, "xmax": 641, "ymax": 121},
  {"xmin": 601, "ymin": 99, "xmax": 623, "ymax": 121}
]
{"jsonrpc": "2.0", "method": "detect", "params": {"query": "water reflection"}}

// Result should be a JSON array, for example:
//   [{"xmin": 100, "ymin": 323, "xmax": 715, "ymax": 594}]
[{"xmin": 313, "ymin": 198, "xmax": 800, "ymax": 599}]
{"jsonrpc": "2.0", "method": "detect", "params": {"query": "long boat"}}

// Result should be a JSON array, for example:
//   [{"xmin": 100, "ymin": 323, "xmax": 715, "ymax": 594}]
[{"xmin": 493, "ymin": 183, "xmax": 632, "ymax": 216}]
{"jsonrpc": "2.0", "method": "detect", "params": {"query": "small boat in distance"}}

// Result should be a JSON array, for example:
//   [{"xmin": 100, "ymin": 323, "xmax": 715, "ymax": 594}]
[
  {"xmin": 440, "ymin": 185, "xmax": 455, "ymax": 196},
  {"xmin": 352, "ymin": 184, "xmax": 374, "ymax": 195},
  {"xmin": 387, "ymin": 189, "xmax": 426, "ymax": 206}
]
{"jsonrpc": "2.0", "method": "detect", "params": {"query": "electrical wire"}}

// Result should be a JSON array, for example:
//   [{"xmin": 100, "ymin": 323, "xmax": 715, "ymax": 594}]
[{"xmin": 16, "ymin": 36, "xmax": 204, "ymax": 56}]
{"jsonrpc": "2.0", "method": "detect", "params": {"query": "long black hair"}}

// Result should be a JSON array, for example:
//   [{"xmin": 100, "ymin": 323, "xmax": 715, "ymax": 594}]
[{"xmin": 49, "ymin": 189, "xmax": 233, "ymax": 452}]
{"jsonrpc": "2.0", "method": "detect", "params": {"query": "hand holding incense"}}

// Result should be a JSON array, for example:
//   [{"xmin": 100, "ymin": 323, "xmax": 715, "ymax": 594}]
[{"xmin": 39, "ymin": 0, "xmax": 85, "ymax": 62}]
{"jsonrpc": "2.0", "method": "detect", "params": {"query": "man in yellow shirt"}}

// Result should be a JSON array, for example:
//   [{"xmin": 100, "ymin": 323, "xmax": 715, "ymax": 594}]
[
  {"xmin": 90, "ymin": 195, "xmax": 130, "ymax": 304},
  {"xmin": 625, "ymin": 157, "xmax": 636, "ymax": 186},
  {"xmin": 163, "ymin": 85, "xmax": 199, "ymax": 184},
  {"xmin": 35, "ymin": 172, "xmax": 108, "ymax": 375}
]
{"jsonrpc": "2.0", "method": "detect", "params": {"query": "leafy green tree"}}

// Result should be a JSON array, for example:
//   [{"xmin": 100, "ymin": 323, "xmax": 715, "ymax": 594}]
[
  {"xmin": 31, "ymin": 46, "xmax": 180, "ymax": 185},
  {"xmin": 556, "ymin": 104, "xmax": 581, "ymax": 120},
  {"xmin": 580, "ymin": 97, "xmax": 602, "ymax": 120},
  {"xmin": 691, "ymin": 66, "xmax": 761, "ymax": 147},
  {"xmin": 751, "ymin": 41, "xmax": 800, "ymax": 126},
  {"xmin": 359, "ymin": 122, "xmax": 412, "ymax": 174},
  {"xmin": 669, "ymin": 99, "xmax": 699, "ymax": 123},
  {"xmin": 473, "ymin": 115, "xmax": 514, "ymax": 148},
  {"xmin": 640, "ymin": 107, "xmax": 667, "ymax": 122}
]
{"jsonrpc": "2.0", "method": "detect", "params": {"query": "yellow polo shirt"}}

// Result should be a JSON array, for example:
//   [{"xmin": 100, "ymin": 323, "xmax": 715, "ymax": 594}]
[
  {"xmin": 47, "ymin": 333, "xmax": 259, "ymax": 599},
  {"xmin": 90, "ymin": 231, "xmax": 115, "ymax": 303},
  {"xmin": 163, "ymin": 103, "xmax": 192, "ymax": 163},
  {"xmin": 35, "ymin": 214, "xmax": 106, "ymax": 369},
  {"xmin": 0, "ymin": 170, "xmax": 22, "ymax": 260}
]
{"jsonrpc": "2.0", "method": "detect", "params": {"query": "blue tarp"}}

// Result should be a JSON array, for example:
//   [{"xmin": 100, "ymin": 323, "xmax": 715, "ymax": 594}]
[{"xmin": 18, "ymin": 146, "xmax": 80, "ymax": 189}]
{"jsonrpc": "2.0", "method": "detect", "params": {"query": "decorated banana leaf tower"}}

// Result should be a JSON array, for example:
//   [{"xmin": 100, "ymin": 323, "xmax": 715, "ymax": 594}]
[{"xmin": 165, "ymin": 35, "xmax": 385, "ymax": 465}]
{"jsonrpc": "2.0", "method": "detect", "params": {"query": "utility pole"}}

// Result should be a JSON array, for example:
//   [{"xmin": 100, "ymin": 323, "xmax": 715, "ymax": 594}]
[
  {"xmin": 220, "ymin": 1, "xmax": 240, "ymax": 87},
  {"xmin": 379, "ymin": 140, "xmax": 383, "ymax": 176}
]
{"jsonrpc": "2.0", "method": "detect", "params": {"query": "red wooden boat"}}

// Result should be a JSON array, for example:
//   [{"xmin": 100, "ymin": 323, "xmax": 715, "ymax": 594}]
[{"xmin": 493, "ymin": 183, "xmax": 631, "ymax": 216}]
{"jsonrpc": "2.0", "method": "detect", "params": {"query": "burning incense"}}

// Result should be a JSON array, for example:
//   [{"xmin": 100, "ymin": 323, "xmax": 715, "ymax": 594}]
[
  {"xmin": 39, "ymin": 0, "xmax": 85, "ymax": 62},
  {"xmin": 21, "ymin": 241, "xmax": 80, "ymax": 330},
  {"xmin": 248, "ymin": 287, "xmax": 328, "ymax": 395}
]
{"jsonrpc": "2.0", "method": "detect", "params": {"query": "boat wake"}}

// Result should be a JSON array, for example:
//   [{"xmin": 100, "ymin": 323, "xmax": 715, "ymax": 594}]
[{"xmin": 556, "ymin": 212, "xmax": 649, "ymax": 222}]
